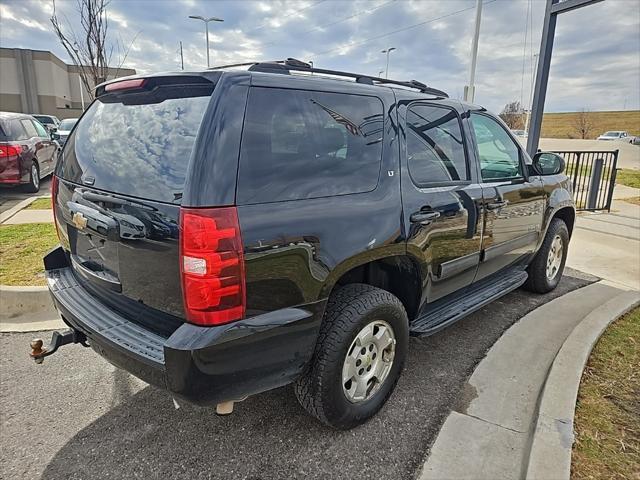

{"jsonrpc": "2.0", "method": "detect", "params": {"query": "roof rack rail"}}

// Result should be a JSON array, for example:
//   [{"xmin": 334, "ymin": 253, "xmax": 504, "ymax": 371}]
[
  {"xmin": 209, "ymin": 58, "xmax": 448, "ymax": 98},
  {"xmin": 249, "ymin": 58, "xmax": 448, "ymax": 97}
]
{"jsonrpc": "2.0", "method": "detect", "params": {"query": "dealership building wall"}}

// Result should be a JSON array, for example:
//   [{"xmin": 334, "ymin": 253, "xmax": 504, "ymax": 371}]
[{"xmin": 0, "ymin": 47, "xmax": 135, "ymax": 119}]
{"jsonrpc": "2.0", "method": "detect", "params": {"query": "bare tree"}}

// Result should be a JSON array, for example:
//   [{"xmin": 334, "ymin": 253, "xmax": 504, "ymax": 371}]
[
  {"xmin": 499, "ymin": 101, "xmax": 525, "ymax": 130},
  {"xmin": 50, "ymin": 0, "xmax": 137, "ymax": 101},
  {"xmin": 573, "ymin": 109, "xmax": 594, "ymax": 139}
]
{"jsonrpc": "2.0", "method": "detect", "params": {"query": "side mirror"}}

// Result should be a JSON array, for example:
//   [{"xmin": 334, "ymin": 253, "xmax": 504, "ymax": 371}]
[
  {"xmin": 51, "ymin": 132, "xmax": 60, "ymax": 141},
  {"xmin": 532, "ymin": 152, "xmax": 565, "ymax": 176}
]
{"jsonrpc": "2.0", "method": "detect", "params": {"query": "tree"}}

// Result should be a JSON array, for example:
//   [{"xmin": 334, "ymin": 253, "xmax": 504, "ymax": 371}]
[
  {"xmin": 50, "ymin": 0, "xmax": 136, "ymax": 101},
  {"xmin": 499, "ymin": 101, "xmax": 525, "ymax": 130},
  {"xmin": 572, "ymin": 109, "xmax": 594, "ymax": 139}
]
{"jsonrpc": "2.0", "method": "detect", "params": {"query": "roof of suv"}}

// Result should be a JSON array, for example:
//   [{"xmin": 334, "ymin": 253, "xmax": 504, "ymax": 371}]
[{"xmin": 97, "ymin": 59, "xmax": 463, "ymax": 108}]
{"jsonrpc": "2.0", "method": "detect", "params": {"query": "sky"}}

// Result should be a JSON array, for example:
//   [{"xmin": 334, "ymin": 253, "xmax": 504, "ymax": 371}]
[{"xmin": 0, "ymin": 0, "xmax": 639, "ymax": 113}]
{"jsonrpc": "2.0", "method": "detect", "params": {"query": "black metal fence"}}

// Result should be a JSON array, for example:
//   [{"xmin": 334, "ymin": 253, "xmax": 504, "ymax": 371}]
[{"xmin": 554, "ymin": 150, "xmax": 619, "ymax": 212}]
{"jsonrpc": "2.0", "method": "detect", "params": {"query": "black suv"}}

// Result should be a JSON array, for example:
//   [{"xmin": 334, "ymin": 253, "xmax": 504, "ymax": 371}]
[{"xmin": 38, "ymin": 60, "xmax": 574, "ymax": 429}]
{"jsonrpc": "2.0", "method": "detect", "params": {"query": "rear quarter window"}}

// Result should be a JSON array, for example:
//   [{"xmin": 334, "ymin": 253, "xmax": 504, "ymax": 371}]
[{"xmin": 237, "ymin": 87, "xmax": 384, "ymax": 204}]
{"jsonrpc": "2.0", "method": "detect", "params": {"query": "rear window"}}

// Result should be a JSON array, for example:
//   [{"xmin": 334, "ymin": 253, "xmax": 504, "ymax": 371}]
[
  {"xmin": 237, "ymin": 87, "xmax": 384, "ymax": 204},
  {"xmin": 60, "ymin": 81, "xmax": 214, "ymax": 203},
  {"xmin": 59, "ymin": 119, "xmax": 77, "ymax": 130},
  {"xmin": 34, "ymin": 116, "xmax": 54, "ymax": 125}
]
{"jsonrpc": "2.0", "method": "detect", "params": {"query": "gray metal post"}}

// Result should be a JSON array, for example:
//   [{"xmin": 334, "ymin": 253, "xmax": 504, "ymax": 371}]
[
  {"xmin": 526, "ymin": 0, "xmax": 557, "ymax": 157},
  {"xmin": 586, "ymin": 158, "xmax": 604, "ymax": 210},
  {"xmin": 526, "ymin": 0, "xmax": 605, "ymax": 158}
]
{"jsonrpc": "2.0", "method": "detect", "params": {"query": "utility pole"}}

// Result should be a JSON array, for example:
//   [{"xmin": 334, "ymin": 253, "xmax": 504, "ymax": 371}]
[
  {"xmin": 524, "ymin": 53, "xmax": 539, "ymax": 136},
  {"xmin": 78, "ymin": 75, "xmax": 85, "ymax": 111},
  {"xmin": 464, "ymin": 0, "xmax": 483, "ymax": 103},
  {"xmin": 179, "ymin": 41, "xmax": 184, "ymax": 70},
  {"xmin": 381, "ymin": 47, "xmax": 396, "ymax": 78}
]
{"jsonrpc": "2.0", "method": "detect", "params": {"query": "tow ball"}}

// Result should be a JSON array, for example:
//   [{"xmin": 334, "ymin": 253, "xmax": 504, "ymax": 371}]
[{"xmin": 30, "ymin": 329, "xmax": 89, "ymax": 364}]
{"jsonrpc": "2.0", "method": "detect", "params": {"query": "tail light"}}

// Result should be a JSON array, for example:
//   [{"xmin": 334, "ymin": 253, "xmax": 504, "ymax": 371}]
[
  {"xmin": 0, "ymin": 143, "xmax": 22, "ymax": 181},
  {"xmin": 179, "ymin": 207, "xmax": 246, "ymax": 326},
  {"xmin": 0, "ymin": 144, "xmax": 22, "ymax": 157}
]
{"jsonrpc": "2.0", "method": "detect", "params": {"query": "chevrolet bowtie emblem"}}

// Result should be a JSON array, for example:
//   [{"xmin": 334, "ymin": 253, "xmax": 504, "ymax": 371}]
[{"xmin": 72, "ymin": 212, "xmax": 88, "ymax": 230}]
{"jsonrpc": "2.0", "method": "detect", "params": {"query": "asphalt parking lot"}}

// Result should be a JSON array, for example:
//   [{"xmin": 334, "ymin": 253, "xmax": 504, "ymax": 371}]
[
  {"xmin": 0, "ymin": 270, "xmax": 594, "ymax": 480},
  {"xmin": 0, "ymin": 176, "xmax": 52, "ymax": 215}
]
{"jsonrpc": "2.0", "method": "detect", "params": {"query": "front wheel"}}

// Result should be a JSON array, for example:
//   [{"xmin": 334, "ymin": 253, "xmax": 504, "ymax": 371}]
[
  {"xmin": 294, "ymin": 284, "xmax": 409, "ymax": 429},
  {"xmin": 524, "ymin": 218, "xmax": 569, "ymax": 293}
]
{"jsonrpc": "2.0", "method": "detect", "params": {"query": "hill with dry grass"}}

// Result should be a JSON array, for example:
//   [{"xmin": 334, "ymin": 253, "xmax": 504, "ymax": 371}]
[{"xmin": 541, "ymin": 111, "xmax": 639, "ymax": 139}]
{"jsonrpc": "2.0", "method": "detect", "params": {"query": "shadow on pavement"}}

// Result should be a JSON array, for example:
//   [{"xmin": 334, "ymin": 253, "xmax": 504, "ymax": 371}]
[{"xmin": 12, "ymin": 272, "xmax": 594, "ymax": 480}]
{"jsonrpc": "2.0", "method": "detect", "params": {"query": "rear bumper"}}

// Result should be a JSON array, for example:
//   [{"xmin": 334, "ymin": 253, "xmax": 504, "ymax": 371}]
[{"xmin": 44, "ymin": 246, "xmax": 325, "ymax": 405}]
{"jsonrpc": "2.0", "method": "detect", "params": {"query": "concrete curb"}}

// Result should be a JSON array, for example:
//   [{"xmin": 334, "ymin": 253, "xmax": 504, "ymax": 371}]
[
  {"xmin": 419, "ymin": 281, "xmax": 632, "ymax": 480},
  {"xmin": 0, "ymin": 195, "xmax": 48, "ymax": 224},
  {"xmin": 0, "ymin": 284, "xmax": 55, "ymax": 319},
  {"xmin": 524, "ymin": 289, "xmax": 640, "ymax": 480}
]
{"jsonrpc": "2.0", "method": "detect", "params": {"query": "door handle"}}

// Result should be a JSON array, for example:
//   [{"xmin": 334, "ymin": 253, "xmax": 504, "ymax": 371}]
[
  {"xmin": 410, "ymin": 210, "xmax": 441, "ymax": 225},
  {"xmin": 486, "ymin": 200, "xmax": 509, "ymax": 210}
]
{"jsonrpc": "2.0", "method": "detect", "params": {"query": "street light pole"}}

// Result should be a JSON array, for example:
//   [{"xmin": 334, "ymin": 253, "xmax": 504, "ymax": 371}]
[
  {"xmin": 463, "ymin": 0, "xmax": 483, "ymax": 103},
  {"xmin": 381, "ymin": 47, "xmax": 396, "ymax": 78},
  {"xmin": 188, "ymin": 15, "xmax": 224, "ymax": 68}
]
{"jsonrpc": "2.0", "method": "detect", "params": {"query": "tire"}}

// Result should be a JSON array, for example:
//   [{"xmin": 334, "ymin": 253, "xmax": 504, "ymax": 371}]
[
  {"xmin": 294, "ymin": 284, "xmax": 409, "ymax": 429},
  {"xmin": 23, "ymin": 162, "xmax": 40, "ymax": 193},
  {"xmin": 524, "ymin": 218, "xmax": 569, "ymax": 293}
]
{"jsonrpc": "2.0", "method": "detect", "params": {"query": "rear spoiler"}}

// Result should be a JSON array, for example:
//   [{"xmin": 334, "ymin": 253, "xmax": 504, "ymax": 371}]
[{"xmin": 95, "ymin": 72, "xmax": 220, "ymax": 98}]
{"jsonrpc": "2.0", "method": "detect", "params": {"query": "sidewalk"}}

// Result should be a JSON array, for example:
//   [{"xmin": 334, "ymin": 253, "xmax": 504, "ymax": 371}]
[
  {"xmin": 567, "ymin": 196, "xmax": 640, "ymax": 290},
  {"xmin": 421, "ymin": 185, "xmax": 640, "ymax": 479}
]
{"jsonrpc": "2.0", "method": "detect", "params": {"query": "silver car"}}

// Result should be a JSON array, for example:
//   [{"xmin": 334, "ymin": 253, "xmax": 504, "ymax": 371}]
[
  {"xmin": 597, "ymin": 131, "xmax": 635, "ymax": 143},
  {"xmin": 53, "ymin": 118, "xmax": 79, "ymax": 148}
]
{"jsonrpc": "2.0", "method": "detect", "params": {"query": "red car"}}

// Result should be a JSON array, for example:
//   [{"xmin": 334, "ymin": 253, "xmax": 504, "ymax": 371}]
[{"xmin": 0, "ymin": 111, "xmax": 58, "ymax": 192}]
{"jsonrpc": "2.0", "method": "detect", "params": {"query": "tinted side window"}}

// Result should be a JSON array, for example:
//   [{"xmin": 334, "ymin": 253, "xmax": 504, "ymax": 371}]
[
  {"xmin": 406, "ymin": 105, "xmax": 468, "ymax": 184},
  {"xmin": 238, "ymin": 87, "xmax": 383, "ymax": 203},
  {"xmin": 0, "ymin": 120, "xmax": 27, "ymax": 141},
  {"xmin": 470, "ymin": 113, "xmax": 523, "ymax": 181},
  {"xmin": 20, "ymin": 119, "xmax": 38, "ymax": 138},
  {"xmin": 32, "ymin": 120, "xmax": 48, "ymax": 138}
]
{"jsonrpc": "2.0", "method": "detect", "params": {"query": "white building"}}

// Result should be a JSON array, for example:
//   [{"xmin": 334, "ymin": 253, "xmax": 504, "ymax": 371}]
[{"xmin": 0, "ymin": 47, "xmax": 135, "ymax": 119}]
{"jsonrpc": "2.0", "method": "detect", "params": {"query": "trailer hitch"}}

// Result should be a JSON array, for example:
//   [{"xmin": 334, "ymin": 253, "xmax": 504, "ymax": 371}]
[{"xmin": 30, "ymin": 329, "xmax": 89, "ymax": 364}]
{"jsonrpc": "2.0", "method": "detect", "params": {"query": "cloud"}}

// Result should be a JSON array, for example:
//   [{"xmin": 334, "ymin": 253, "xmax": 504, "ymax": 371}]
[{"xmin": 0, "ymin": 0, "xmax": 637, "ymax": 112}]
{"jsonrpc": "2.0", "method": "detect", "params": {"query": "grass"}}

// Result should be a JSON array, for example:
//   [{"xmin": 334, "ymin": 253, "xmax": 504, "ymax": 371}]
[
  {"xmin": 616, "ymin": 169, "xmax": 640, "ymax": 189},
  {"xmin": 571, "ymin": 307, "xmax": 640, "ymax": 480},
  {"xmin": 563, "ymin": 166, "xmax": 639, "ymax": 190},
  {"xmin": 565, "ymin": 162, "xmax": 611, "ymax": 181},
  {"xmin": 0, "ymin": 223, "xmax": 58, "ymax": 286},
  {"xmin": 621, "ymin": 197, "xmax": 640, "ymax": 206},
  {"xmin": 541, "ymin": 110, "xmax": 640, "ymax": 139},
  {"xmin": 25, "ymin": 197, "xmax": 52, "ymax": 210}
]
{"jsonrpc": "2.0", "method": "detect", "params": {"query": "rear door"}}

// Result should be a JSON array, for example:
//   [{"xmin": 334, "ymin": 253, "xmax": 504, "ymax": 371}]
[
  {"xmin": 467, "ymin": 111, "xmax": 545, "ymax": 280},
  {"xmin": 30, "ymin": 119, "xmax": 56, "ymax": 175},
  {"xmin": 55, "ymin": 76, "xmax": 216, "ymax": 327},
  {"xmin": 400, "ymin": 102, "xmax": 484, "ymax": 304}
]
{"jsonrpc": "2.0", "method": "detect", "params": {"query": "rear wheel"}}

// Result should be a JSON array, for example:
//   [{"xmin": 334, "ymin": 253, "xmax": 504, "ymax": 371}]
[
  {"xmin": 294, "ymin": 284, "xmax": 408, "ymax": 429},
  {"xmin": 23, "ymin": 162, "xmax": 40, "ymax": 193},
  {"xmin": 524, "ymin": 218, "xmax": 569, "ymax": 293}
]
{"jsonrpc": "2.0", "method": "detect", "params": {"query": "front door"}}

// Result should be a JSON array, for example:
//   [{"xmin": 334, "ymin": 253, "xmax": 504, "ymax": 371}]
[
  {"xmin": 467, "ymin": 112, "xmax": 546, "ymax": 281},
  {"xmin": 400, "ymin": 103, "xmax": 484, "ymax": 305}
]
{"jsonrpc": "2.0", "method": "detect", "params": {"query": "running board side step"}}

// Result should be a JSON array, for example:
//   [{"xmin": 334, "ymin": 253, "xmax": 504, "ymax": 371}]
[{"xmin": 410, "ymin": 270, "xmax": 529, "ymax": 336}]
